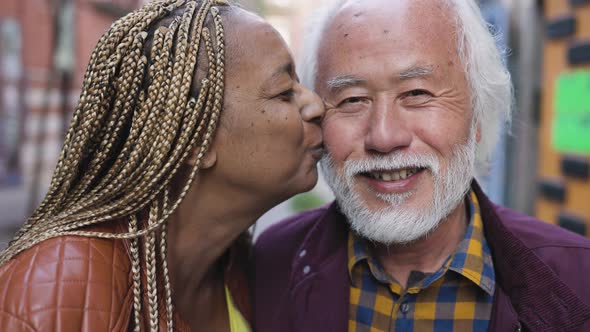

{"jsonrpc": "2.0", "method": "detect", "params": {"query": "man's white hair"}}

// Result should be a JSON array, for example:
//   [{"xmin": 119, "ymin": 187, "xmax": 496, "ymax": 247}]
[{"xmin": 299, "ymin": 0, "xmax": 513, "ymax": 175}]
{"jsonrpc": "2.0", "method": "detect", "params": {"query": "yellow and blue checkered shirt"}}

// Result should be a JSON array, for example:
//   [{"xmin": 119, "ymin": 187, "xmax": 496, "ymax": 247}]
[{"xmin": 348, "ymin": 191, "xmax": 495, "ymax": 332}]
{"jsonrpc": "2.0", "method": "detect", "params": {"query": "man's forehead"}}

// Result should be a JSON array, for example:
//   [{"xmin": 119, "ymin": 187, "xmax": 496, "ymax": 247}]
[
  {"xmin": 338, "ymin": 0, "xmax": 407, "ymax": 12},
  {"xmin": 315, "ymin": 0, "xmax": 460, "ymax": 92},
  {"xmin": 317, "ymin": 0, "xmax": 422, "ymax": 71},
  {"xmin": 334, "ymin": 0, "xmax": 411, "ymax": 22},
  {"xmin": 328, "ymin": 0, "xmax": 452, "ymax": 34},
  {"xmin": 318, "ymin": 0, "xmax": 457, "ymax": 61}
]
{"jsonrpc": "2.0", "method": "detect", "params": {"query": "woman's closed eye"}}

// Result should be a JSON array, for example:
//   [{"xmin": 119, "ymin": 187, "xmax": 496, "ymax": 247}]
[{"xmin": 276, "ymin": 88, "xmax": 296, "ymax": 102}]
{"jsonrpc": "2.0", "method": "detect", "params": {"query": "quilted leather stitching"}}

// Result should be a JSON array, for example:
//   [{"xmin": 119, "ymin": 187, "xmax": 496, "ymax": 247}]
[
  {"xmin": 0, "ymin": 234, "xmax": 133, "ymax": 331},
  {"xmin": 112, "ymin": 272, "xmax": 134, "ymax": 331},
  {"xmin": 55, "ymin": 237, "xmax": 64, "ymax": 331},
  {"xmin": 0, "ymin": 311, "xmax": 36, "ymax": 331}
]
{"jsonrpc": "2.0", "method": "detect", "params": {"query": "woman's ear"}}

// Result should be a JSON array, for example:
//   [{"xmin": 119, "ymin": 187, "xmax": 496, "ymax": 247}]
[
  {"xmin": 202, "ymin": 149, "xmax": 217, "ymax": 169},
  {"xmin": 475, "ymin": 123, "xmax": 482, "ymax": 143},
  {"xmin": 187, "ymin": 147, "xmax": 217, "ymax": 169}
]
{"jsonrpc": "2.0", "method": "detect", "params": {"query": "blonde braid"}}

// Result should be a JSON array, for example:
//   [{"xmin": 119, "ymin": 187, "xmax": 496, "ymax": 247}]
[
  {"xmin": 67, "ymin": 32, "xmax": 150, "ymax": 204},
  {"xmin": 211, "ymin": 6, "xmax": 225, "ymax": 128},
  {"xmin": 48, "ymin": 5, "xmax": 169, "ymax": 214},
  {"xmin": 47, "ymin": 83, "xmax": 212, "ymax": 240},
  {"xmin": 74, "ymin": 19, "xmax": 182, "ymax": 211},
  {"xmin": 32, "ymin": 14, "xmax": 183, "ymax": 230},
  {"xmin": 160, "ymin": 188, "xmax": 174, "ymax": 332},
  {"xmin": 129, "ymin": 215, "xmax": 143, "ymax": 332},
  {"xmin": 109, "ymin": 0, "xmax": 213, "ymax": 213},
  {"xmin": 58, "ymin": 19, "xmax": 182, "ymax": 218},
  {"xmin": 145, "ymin": 202, "xmax": 160, "ymax": 332},
  {"xmin": 50, "ymin": 62, "xmax": 218, "ymax": 241},
  {"xmin": 53, "ymin": 27, "xmax": 216, "ymax": 230},
  {"xmin": 0, "ymin": 2, "xmax": 230, "ymax": 331}
]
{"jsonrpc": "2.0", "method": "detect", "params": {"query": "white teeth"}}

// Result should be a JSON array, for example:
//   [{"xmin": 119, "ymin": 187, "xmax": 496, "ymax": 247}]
[{"xmin": 369, "ymin": 168, "xmax": 419, "ymax": 181}]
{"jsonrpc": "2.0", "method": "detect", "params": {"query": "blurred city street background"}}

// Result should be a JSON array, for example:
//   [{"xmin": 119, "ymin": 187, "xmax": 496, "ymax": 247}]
[{"xmin": 1, "ymin": 0, "xmax": 590, "ymax": 248}]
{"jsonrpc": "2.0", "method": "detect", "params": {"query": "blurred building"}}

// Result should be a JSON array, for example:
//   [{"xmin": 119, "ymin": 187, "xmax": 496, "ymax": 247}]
[
  {"xmin": 534, "ymin": 1, "xmax": 590, "ymax": 236},
  {"xmin": 0, "ymin": 0, "xmax": 142, "ymax": 246},
  {"xmin": 261, "ymin": 0, "xmax": 330, "ymax": 58}
]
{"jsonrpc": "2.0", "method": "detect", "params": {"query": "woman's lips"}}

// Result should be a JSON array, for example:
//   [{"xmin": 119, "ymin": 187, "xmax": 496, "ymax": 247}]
[{"xmin": 310, "ymin": 143, "xmax": 324, "ymax": 160}]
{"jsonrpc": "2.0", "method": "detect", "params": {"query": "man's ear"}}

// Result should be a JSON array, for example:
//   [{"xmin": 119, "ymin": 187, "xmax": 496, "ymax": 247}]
[
  {"xmin": 187, "ymin": 147, "xmax": 217, "ymax": 169},
  {"xmin": 475, "ymin": 123, "xmax": 482, "ymax": 143}
]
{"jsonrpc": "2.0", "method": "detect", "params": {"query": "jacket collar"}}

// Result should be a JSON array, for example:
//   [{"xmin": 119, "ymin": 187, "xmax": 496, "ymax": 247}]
[
  {"xmin": 473, "ymin": 181, "xmax": 590, "ymax": 331},
  {"xmin": 288, "ymin": 203, "xmax": 349, "ymax": 332}
]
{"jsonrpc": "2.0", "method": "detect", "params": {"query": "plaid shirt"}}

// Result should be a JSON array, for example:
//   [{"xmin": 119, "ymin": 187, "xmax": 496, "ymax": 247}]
[{"xmin": 348, "ymin": 191, "xmax": 495, "ymax": 332}]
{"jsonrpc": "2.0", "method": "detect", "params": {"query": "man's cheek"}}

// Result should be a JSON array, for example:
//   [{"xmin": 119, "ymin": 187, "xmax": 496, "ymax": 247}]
[{"xmin": 323, "ymin": 125, "xmax": 354, "ymax": 160}]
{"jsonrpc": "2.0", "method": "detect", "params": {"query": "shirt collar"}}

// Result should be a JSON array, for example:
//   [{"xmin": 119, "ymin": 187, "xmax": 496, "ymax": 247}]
[
  {"xmin": 447, "ymin": 190, "xmax": 496, "ymax": 295},
  {"xmin": 347, "ymin": 189, "xmax": 495, "ymax": 295}
]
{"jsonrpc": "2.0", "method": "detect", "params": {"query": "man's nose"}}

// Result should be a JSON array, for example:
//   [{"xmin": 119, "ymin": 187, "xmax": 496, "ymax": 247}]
[
  {"xmin": 299, "ymin": 85, "xmax": 325, "ymax": 124},
  {"xmin": 364, "ymin": 97, "xmax": 412, "ymax": 154}
]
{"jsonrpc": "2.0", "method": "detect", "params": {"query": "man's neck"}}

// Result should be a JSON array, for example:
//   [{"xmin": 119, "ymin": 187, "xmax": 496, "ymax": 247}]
[{"xmin": 372, "ymin": 200, "xmax": 468, "ymax": 289}]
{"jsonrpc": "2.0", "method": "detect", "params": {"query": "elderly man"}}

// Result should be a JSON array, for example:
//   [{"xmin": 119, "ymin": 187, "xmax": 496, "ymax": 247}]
[{"xmin": 253, "ymin": 0, "xmax": 590, "ymax": 331}]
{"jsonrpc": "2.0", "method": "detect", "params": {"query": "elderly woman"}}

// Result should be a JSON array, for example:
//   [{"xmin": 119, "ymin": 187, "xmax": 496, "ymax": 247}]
[{"xmin": 0, "ymin": 0, "xmax": 324, "ymax": 331}]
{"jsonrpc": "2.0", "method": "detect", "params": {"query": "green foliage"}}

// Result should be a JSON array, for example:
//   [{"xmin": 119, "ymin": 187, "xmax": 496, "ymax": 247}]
[{"xmin": 290, "ymin": 191, "xmax": 326, "ymax": 213}]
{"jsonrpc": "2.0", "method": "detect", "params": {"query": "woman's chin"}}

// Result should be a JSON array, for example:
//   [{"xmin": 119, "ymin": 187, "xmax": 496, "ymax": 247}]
[
  {"xmin": 298, "ymin": 168, "xmax": 319, "ymax": 193},
  {"xmin": 278, "ymin": 172, "xmax": 319, "ymax": 201}
]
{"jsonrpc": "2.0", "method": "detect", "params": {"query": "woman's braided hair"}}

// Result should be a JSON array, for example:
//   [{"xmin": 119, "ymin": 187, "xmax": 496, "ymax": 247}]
[{"xmin": 0, "ymin": 0, "xmax": 229, "ymax": 330}]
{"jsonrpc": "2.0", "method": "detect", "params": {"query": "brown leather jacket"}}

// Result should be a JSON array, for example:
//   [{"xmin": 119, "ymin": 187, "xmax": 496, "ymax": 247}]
[
  {"xmin": 0, "ymin": 225, "xmax": 251, "ymax": 332},
  {"xmin": 0, "ymin": 233, "xmax": 139, "ymax": 331}
]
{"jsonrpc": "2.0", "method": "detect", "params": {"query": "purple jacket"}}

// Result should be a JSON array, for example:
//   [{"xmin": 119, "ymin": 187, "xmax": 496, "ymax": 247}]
[{"xmin": 253, "ymin": 182, "xmax": 590, "ymax": 332}]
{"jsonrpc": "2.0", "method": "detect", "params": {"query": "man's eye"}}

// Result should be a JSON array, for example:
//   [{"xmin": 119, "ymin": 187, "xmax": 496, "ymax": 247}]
[
  {"xmin": 404, "ymin": 89, "xmax": 431, "ymax": 97},
  {"xmin": 338, "ymin": 96, "xmax": 365, "ymax": 106}
]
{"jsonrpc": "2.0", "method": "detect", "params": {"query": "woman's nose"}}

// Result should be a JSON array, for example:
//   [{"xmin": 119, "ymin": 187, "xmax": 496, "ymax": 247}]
[{"xmin": 299, "ymin": 85, "xmax": 325, "ymax": 124}]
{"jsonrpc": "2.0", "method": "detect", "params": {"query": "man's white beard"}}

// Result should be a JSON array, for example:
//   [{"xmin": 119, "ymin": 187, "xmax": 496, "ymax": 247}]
[{"xmin": 321, "ymin": 134, "xmax": 477, "ymax": 245}]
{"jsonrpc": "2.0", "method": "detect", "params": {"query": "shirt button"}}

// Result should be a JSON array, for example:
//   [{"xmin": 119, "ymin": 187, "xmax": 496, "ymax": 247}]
[
  {"xmin": 303, "ymin": 265, "xmax": 311, "ymax": 274},
  {"xmin": 299, "ymin": 249, "xmax": 307, "ymax": 258},
  {"xmin": 400, "ymin": 302, "xmax": 410, "ymax": 314}
]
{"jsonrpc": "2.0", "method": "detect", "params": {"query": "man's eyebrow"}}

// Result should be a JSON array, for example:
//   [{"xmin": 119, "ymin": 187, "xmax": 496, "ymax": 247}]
[
  {"xmin": 324, "ymin": 67, "xmax": 432, "ymax": 93},
  {"xmin": 326, "ymin": 75, "xmax": 367, "ymax": 93},
  {"xmin": 398, "ymin": 66, "xmax": 434, "ymax": 80}
]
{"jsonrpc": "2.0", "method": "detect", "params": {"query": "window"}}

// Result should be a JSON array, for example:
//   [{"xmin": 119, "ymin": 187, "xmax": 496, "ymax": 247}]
[{"xmin": 0, "ymin": 19, "xmax": 23, "ymax": 187}]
